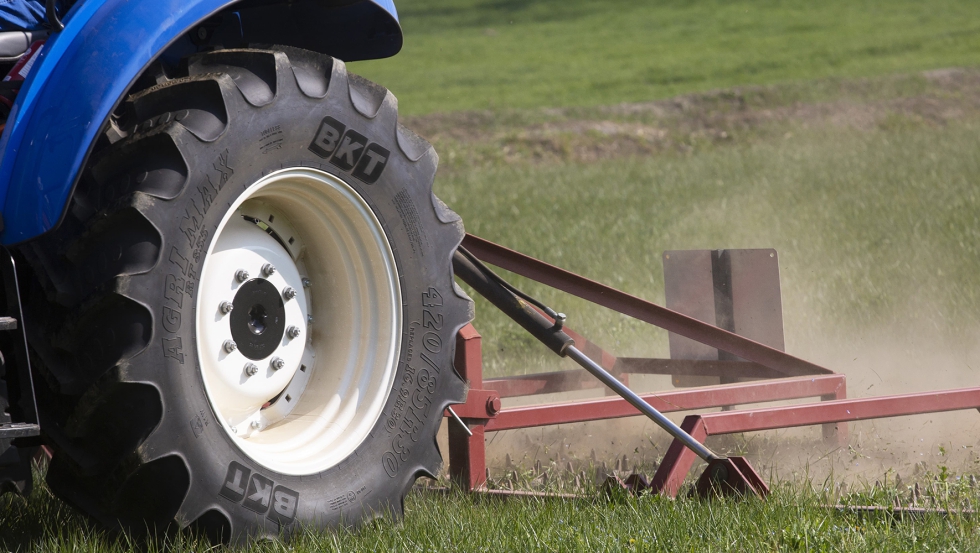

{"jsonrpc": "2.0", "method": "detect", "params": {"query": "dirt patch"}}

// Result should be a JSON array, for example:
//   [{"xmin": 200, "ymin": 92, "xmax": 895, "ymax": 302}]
[{"xmin": 404, "ymin": 68, "xmax": 980, "ymax": 168}]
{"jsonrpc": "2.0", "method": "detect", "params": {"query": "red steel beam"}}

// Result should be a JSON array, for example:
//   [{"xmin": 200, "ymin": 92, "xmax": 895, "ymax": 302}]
[
  {"xmin": 484, "ymin": 359, "xmax": 785, "ymax": 398},
  {"xmin": 484, "ymin": 374, "xmax": 845, "ymax": 432},
  {"xmin": 462, "ymin": 234, "xmax": 833, "ymax": 378},
  {"xmin": 448, "ymin": 325, "xmax": 488, "ymax": 491},
  {"xmin": 699, "ymin": 386, "xmax": 980, "ymax": 434},
  {"xmin": 651, "ymin": 386, "xmax": 980, "ymax": 497},
  {"xmin": 485, "ymin": 369, "xmax": 608, "ymax": 397},
  {"xmin": 616, "ymin": 357, "xmax": 784, "ymax": 380}
]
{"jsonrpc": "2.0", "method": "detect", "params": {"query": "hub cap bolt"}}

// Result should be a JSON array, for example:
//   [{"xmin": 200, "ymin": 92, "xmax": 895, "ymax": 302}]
[
  {"xmin": 250, "ymin": 420, "xmax": 261, "ymax": 429},
  {"xmin": 287, "ymin": 326, "xmax": 301, "ymax": 339},
  {"xmin": 219, "ymin": 301, "xmax": 234, "ymax": 314},
  {"xmin": 283, "ymin": 287, "xmax": 297, "ymax": 300},
  {"xmin": 302, "ymin": 277, "xmax": 312, "ymax": 288},
  {"xmin": 271, "ymin": 357, "xmax": 285, "ymax": 370},
  {"xmin": 244, "ymin": 363, "xmax": 258, "ymax": 377},
  {"xmin": 223, "ymin": 340, "xmax": 237, "ymax": 353},
  {"xmin": 261, "ymin": 263, "xmax": 276, "ymax": 277},
  {"xmin": 236, "ymin": 269, "xmax": 250, "ymax": 283}
]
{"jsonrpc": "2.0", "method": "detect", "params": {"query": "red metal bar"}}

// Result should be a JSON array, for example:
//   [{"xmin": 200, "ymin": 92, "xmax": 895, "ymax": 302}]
[
  {"xmin": 484, "ymin": 374, "xmax": 845, "ymax": 432},
  {"xmin": 462, "ymin": 234, "xmax": 833, "ymax": 378},
  {"xmin": 616, "ymin": 357, "xmax": 785, "ymax": 380},
  {"xmin": 651, "ymin": 386, "xmax": 980, "ymax": 497},
  {"xmin": 700, "ymin": 386, "xmax": 980, "ymax": 435},
  {"xmin": 481, "ymin": 358, "xmax": 792, "ymax": 398},
  {"xmin": 649, "ymin": 415, "xmax": 706, "ymax": 497},
  {"xmin": 822, "ymin": 379, "xmax": 848, "ymax": 445},
  {"xmin": 485, "ymin": 369, "xmax": 608, "ymax": 397},
  {"xmin": 448, "ymin": 325, "xmax": 487, "ymax": 491}
]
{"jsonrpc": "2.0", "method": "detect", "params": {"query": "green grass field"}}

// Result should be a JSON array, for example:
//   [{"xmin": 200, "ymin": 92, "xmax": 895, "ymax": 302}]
[
  {"xmin": 352, "ymin": 0, "xmax": 980, "ymax": 114},
  {"xmin": 6, "ymin": 471, "xmax": 980, "ymax": 551},
  {"xmin": 6, "ymin": 0, "xmax": 980, "ymax": 550}
]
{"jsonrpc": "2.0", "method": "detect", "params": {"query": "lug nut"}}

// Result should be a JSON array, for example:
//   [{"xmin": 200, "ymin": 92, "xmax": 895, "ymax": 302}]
[
  {"xmin": 219, "ymin": 301, "xmax": 234, "ymax": 314},
  {"xmin": 244, "ymin": 363, "xmax": 258, "ymax": 377},
  {"xmin": 287, "ymin": 326, "xmax": 301, "ymax": 339},
  {"xmin": 282, "ymin": 287, "xmax": 297, "ymax": 300},
  {"xmin": 236, "ymin": 269, "xmax": 250, "ymax": 283},
  {"xmin": 250, "ymin": 420, "xmax": 261, "ymax": 429},
  {"xmin": 223, "ymin": 340, "xmax": 237, "ymax": 353},
  {"xmin": 261, "ymin": 263, "xmax": 276, "ymax": 277},
  {"xmin": 271, "ymin": 357, "xmax": 285, "ymax": 370},
  {"xmin": 308, "ymin": 314, "xmax": 315, "ymax": 324},
  {"xmin": 230, "ymin": 426, "xmax": 237, "ymax": 434},
  {"xmin": 302, "ymin": 277, "xmax": 312, "ymax": 288}
]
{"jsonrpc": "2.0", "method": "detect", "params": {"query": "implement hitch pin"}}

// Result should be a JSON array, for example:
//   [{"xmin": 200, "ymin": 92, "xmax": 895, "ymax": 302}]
[{"xmin": 564, "ymin": 345, "xmax": 720, "ymax": 462}]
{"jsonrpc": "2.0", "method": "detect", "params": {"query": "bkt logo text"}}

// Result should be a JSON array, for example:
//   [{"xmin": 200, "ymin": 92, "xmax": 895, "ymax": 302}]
[
  {"xmin": 308, "ymin": 116, "xmax": 391, "ymax": 184},
  {"xmin": 220, "ymin": 461, "xmax": 299, "ymax": 525}
]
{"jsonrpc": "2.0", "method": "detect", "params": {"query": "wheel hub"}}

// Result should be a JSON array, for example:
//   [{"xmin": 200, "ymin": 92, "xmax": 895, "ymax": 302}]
[{"xmin": 230, "ymin": 278, "xmax": 286, "ymax": 360}]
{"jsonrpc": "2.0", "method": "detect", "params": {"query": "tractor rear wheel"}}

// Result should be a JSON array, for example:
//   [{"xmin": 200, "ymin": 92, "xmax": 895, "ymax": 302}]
[{"xmin": 19, "ymin": 47, "xmax": 471, "ymax": 542}]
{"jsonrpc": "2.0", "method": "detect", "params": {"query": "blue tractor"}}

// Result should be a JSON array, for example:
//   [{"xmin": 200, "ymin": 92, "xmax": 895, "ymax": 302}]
[{"xmin": 0, "ymin": 0, "xmax": 472, "ymax": 542}]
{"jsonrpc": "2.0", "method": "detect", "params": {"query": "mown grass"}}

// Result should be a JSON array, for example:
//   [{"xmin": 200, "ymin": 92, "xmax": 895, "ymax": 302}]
[
  {"xmin": 351, "ymin": 0, "xmax": 980, "ymax": 114},
  {"xmin": 6, "ymin": 469, "xmax": 980, "ymax": 552}
]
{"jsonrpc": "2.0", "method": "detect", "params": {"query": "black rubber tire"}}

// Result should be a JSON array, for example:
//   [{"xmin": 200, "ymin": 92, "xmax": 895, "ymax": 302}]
[{"xmin": 18, "ymin": 47, "xmax": 471, "ymax": 542}]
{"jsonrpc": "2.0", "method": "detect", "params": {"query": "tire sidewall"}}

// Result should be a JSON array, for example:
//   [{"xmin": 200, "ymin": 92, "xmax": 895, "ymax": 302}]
[{"xmin": 143, "ymin": 72, "xmax": 459, "ymax": 534}]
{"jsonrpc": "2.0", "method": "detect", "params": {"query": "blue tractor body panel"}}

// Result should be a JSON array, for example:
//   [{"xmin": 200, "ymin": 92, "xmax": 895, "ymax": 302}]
[{"xmin": 0, "ymin": 0, "xmax": 401, "ymax": 245}]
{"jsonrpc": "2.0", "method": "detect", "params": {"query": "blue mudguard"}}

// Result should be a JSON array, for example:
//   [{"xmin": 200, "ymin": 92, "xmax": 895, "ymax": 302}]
[{"xmin": 0, "ymin": 0, "xmax": 400, "ymax": 245}]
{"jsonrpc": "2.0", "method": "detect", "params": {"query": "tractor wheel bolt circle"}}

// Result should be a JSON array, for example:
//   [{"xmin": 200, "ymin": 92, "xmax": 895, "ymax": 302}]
[
  {"xmin": 219, "ymin": 301, "xmax": 234, "ymax": 314},
  {"xmin": 223, "ymin": 340, "xmax": 237, "ymax": 353},
  {"xmin": 271, "ymin": 357, "xmax": 285, "ymax": 370},
  {"xmin": 244, "ymin": 363, "xmax": 258, "ymax": 377},
  {"xmin": 287, "ymin": 326, "xmax": 301, "ymax": 339},
  {"xmin": 261, "ymin": 263, "xmax": 276, "ymax": 277},
  {"xmin": 236, "ymin": 269, "xmax": 250, "ymax": 283},
  {"xmin": 283, "ymin": 287, "xmax": 297, "ymax": 300}
]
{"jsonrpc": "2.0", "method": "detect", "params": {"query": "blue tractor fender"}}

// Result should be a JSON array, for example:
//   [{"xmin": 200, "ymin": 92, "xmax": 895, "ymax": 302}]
[{"xmin": 0, "ymin": 0, "xmax": 401, "ymax": 245}]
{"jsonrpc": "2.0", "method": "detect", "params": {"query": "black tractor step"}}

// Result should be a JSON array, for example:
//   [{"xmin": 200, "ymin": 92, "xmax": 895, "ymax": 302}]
[{"xmin": 0, "ymin": 316, "xmax": 17, "ymax": 331}]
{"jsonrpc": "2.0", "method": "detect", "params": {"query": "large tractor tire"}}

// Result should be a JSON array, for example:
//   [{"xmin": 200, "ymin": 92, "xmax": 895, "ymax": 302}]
[{"xmin": 18, "ymin": 47, "xmax": 471, "ymax": 541}]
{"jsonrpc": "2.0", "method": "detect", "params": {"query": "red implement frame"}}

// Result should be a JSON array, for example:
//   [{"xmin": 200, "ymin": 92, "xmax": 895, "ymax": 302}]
[{"xmin": 444, "ymin": 235, "xmax": 980, "ymax": 495}]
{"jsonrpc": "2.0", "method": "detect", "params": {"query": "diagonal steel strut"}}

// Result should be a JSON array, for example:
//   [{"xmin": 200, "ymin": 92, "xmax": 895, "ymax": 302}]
[{"xmin": 461, "ymin": 233, "xmax": 832, "ymax": 378}]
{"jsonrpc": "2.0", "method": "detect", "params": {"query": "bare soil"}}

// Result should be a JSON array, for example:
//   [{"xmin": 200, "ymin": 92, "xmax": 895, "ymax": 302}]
[{"xmin": 406, "ymin": 68, "xmax": 980, "ymax": 169}]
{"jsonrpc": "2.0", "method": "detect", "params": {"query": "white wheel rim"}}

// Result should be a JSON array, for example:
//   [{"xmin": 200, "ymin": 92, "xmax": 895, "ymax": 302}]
[{"xmin": 196, "ymin": 168, "xmax": 401, "ymax": 476}]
